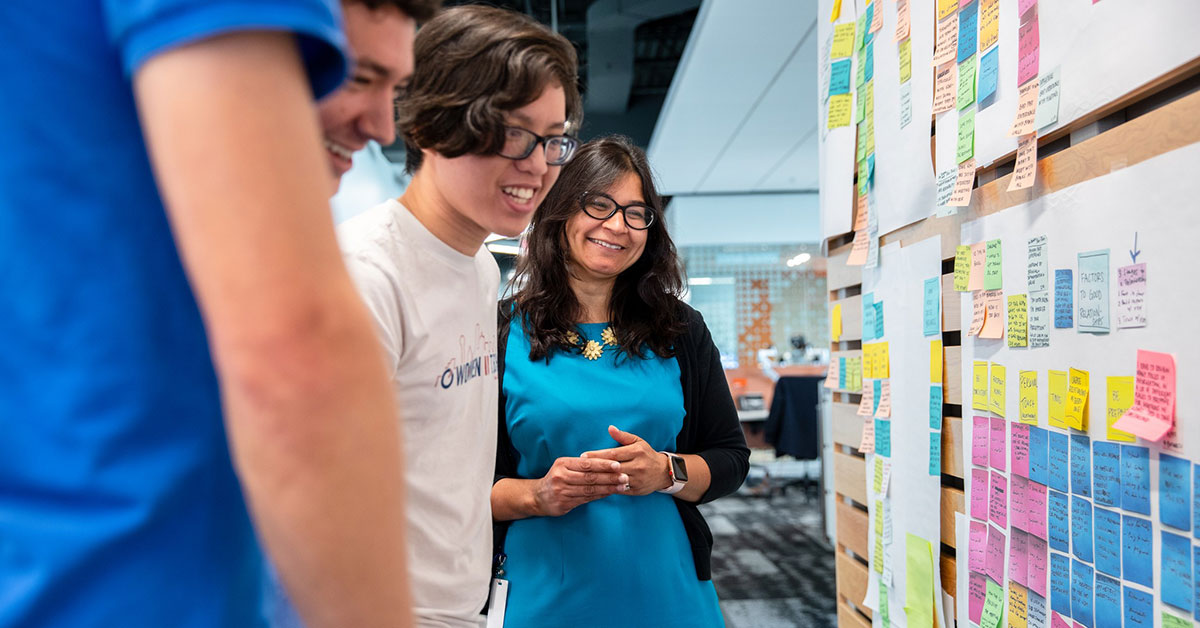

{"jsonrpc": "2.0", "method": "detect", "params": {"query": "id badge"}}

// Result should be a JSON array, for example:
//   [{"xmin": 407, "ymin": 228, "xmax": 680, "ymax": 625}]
[{"xmin": 485, "ymin": 578, "xmax": 509, "ymax": 628}]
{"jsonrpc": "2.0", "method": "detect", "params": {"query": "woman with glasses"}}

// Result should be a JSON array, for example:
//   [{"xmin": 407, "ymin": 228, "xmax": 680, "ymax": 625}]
[{"xmin": 491, "ymin": 136, "xmax": 749, "ymax": 627}]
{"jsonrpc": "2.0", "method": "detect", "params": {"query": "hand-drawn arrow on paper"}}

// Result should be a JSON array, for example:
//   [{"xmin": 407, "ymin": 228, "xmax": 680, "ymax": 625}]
[{"xmin": 1129, "ymin": 232, "xmax": 1141, "ymax": 263}]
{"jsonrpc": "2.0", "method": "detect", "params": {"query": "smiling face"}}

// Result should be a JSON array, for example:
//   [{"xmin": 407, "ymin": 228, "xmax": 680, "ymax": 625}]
[
  {"xmin": 564, "ymin": 171, "xmax": 649, "ymax": 284},
  {"xmin": 317, "ymin": 2, "xmax": 417, "ymax": 178},
  {"xmin": 420, "ymin": 83, "xmax": 568, "ymax": 241}
]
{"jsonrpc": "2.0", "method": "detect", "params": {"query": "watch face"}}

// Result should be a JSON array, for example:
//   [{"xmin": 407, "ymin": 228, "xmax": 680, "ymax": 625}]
[{"xmin": 670, "ymin": 455, "xmax": 688, "ymax": 483}]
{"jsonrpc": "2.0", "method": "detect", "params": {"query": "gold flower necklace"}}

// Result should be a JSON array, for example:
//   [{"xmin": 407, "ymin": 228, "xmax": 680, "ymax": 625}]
[{"xmin": 566, "ymin": 326, "xmax": 618, "ymax": 360}]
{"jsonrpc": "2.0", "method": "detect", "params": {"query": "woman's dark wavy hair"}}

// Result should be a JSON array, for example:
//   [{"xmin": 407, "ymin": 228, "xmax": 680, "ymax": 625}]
[
  {"xmin": 397, "ymin": 4, "xmax": 582, "ymax": 173},
  {"xmin": 506, "ymin": 135, "xmax": 686, "ymax": 362}
]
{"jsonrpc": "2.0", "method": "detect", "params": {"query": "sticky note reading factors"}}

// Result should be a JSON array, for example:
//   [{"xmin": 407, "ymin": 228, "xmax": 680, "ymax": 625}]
[
  {"xmin": 1077, "ymin": 249, "xmax": 1110, "ymax": 333},
  {"xmin": 1116, "ymin": 263, "xmax": 1146, "ymax": 328},
  {"xmin": 1104, "ymin": 376, "xmax": 1135, "ymax": 442},
  {"xmin": 1009, "ymin": 294, "xmax": 1029, "ymax": 347},
  {"xmin": 1112, "ymin": 350, "xmax": 1177, "ymax": 442},
  {"xmin": 1054, "ymin": 270, "xmax": 1073, "ymax": 328},
  {"xmin": 1159, "ymin": 453, "xmax": 1191, "ymax": 532},
  {"xmin": 1120, "ymin": 445, "xmax": 1151, "ymax": 516}
]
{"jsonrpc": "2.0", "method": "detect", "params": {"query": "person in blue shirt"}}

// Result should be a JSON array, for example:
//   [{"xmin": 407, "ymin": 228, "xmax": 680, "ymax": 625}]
[{"xmin": 0, "ymin": 1, "xmax": 417, "ymax": 626}]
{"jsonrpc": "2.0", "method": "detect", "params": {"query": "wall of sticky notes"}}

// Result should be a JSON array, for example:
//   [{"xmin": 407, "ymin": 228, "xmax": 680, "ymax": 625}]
[{"xmin": 959, "ymin": 143, "xmax": 1199, "ymax": 628}]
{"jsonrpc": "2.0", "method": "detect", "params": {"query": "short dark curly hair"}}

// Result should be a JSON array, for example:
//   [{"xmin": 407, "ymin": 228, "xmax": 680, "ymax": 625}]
[
  {"xmin": 348, "ymin": 0, "xmax": 441, "ymax": 22},
  {"xmin": 396, "ymin": 4, "xmax": 582, "ymax": 173}
]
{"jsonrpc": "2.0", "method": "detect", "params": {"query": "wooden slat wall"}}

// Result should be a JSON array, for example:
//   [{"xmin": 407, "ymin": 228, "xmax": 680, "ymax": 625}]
[{"xmin": 829, "ymin": 59, "xmax": 1200, "ymax": 628}]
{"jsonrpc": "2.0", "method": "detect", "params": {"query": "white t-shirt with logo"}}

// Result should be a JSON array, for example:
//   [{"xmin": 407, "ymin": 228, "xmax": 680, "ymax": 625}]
[{"xmin": 338, "ymin": 199, "xmax": 499, "ymax": 628}]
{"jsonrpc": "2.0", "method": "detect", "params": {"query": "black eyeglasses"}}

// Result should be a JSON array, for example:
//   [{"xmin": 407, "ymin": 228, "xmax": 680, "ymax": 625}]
[
  {"xmin": 579, "ymin": 191, "xmax": 656, "ymax": 230},
  {"xmin": 498, "ymin": 126, "xmax": 579, "ymax": 165}
]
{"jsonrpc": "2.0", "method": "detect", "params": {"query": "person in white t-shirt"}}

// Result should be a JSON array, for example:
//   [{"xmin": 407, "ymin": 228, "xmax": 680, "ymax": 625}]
[{"xmin": 336, "ymin": 5, "xmax": 581, "ymax": 626}]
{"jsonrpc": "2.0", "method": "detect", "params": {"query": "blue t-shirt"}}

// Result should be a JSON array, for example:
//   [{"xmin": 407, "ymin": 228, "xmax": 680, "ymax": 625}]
[{"xmin": 0, "ymin": 2, "xmax": 346, "ymax": 626}]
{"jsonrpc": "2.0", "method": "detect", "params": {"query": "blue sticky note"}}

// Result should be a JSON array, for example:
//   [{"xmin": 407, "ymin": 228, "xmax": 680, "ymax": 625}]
[
  {"xmin": 1071, "ymin": 434, "xmax": 1092, "ymax": 497},
  {"xmin": 1092, "ymin": 442, "xmax": 1121, "ymax": 507},
  {"xmin": 873, "ymin": 301, "xmax": 884, "ymax": 339},
  {"xmin": 1071, "ymin": 496, "xmax": 1094, "ymax": 563},
  {"xmin": 957, "ymin": 1, "xmax": 978, "ymax": 64},
  {"xmin": 1029, "ymin": 426, "xmax": 1049, "ymax": 485},
  {"xmin": 1193, "ymin": 463, "xmax": 1200, "ymax": 539},
  {"xmin": 862, "ymin": 293, "xmax": 876, "ymax": 341},
  {"xmin": 863, "ymin": 3, "xmax": 874, "ymax": 46},
  {"xmin": 1049, "ymin": 489, "xmax": 1071, "ymax": 552},
  {"xmin": 1160, "ymin": 453, "xmax": 1192, "ymax": 532},
  {"xmin": 1162, "ymin": 530, "xmax": 1193, "ymax": 613},
  {"xmin": 1122, "ymin": 514, "xmax": 1153, "ymax": 587},
  {"xmin": 1094, "ymin": 574, "xmax": 1121, "ymax": 628},
  {"xmin": 923, "ymin": 277, "xmax": 940, "ymax": 336},
  {"xmin": 1124, "ymin": 586, "xmax": 1153, "ymax": 628},
  {"xmin": 864, "ymin": 41, "xmax": 874, "ymax": 83},
  {"xmin": 1194, "ymin": 545, "xmax": 1200, "ymax": 621},
  {"xmin": 867, "ymin": 153, "xmax": 876, "ymax": 185},
  {"xmin": 929, "ymin": 430, "xmax": 941, "ymax": 476},
  {"xmin": 1121, "ymin": 445, "xmax": 1151, "ymax": 515},
  {"xmin": 873, "ymin": 379, "xmax": 883, "ymax": 415},
  {"xmin": 829, "ymin": 59, "xmax": 852, "ymax": 96},
  {"xmin": 1051, "ymin": 552, "xmax": 1072, "ymax": 616},
  {"xmin": 1093, "ymin": 506, "xmax": 1121, "ymax": 578},
  {"xmin": 1048, "ymin": 431, "xmax": 1070, "ymax": 493},
  {"xmin": 838, "ymin": 357, "xmax": 847, "ymax": 389},
  {"xmin": 1055, "ymin": 269, "xmax": 1074, "ymax": 328},
  {"xmin": 875, "ymin": 418, "xmax": 891, "ymax": 457},
  {"xmin": 1072, "ymin": 559, "xmax": 1094, "ymax": 628},
  {"xmin": 978, "ymin": 45, "xmax": 1000, "ymax": 105},
  {"xmin": 929, "ymin": 385, "xmax": 943, "ymax": 429}
]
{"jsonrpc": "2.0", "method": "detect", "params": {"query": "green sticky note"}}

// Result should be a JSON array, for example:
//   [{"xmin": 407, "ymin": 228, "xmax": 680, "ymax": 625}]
[
  {"xmin": 980, "ymin": 577, "xmax": 1005, "ymax": 628},
  {"xmin": 957, "ymin": 108, "xmax": 976, "ymax": 164},
  {"xmin": 954, "ymin": 245, "xmax": 971, "ymax": 291},
  {"xmin": 857, "ymin": 122, "xmax": 868, "ymax": 161},
  {"xmin": 957, "ymin": 55, "xmax": 977, "ymax": 110},
  {"xmin": 855, "ymin": 13, "xmax": 867, "ymax": 50},
  {"xmin": 864, "ymin": 114, "xmax": 876, "ymax": 157},
  {"xmin": 856, "ymin": 43, "xmax": 868, "ymax": 86},
  {"xmin": 879, "ymin": 583, "xmax": 890, "ymax": 626},
  {"xmin": 984, "ymin": 238, "xmax": 1002, "ymax": 290},
  {"xmin": 903, "ymin": 534, "xmax": 934, "ymax": 628},
  {"xmin": 1162, "ymin": 613, "xmax": 1191, "ymax": 628},
  {"xmin": 856, "ymin": 89, "xmax": 866, "ymax": 124}
]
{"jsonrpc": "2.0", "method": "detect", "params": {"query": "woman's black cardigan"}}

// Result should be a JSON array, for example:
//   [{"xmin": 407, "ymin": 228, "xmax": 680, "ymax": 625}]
[{"xmin": 493, "ymin": 303, "xmax": 751, "ymax": 580}]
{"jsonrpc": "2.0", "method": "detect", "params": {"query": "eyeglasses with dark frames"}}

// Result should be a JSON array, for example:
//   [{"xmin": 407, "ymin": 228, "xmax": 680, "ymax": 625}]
[
  {"xmin": 498, "ymin": 126, "xmax": 579, "ymax": 166},
  {"xmin": 579, "ymin": 191, "xmax": 656, "ymax": 230}
]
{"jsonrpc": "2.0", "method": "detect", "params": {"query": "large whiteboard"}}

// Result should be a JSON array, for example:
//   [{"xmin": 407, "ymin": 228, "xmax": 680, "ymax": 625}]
[{"xmin": 960, "ymin": 141, "xmax": 1200, "ymax": 626}]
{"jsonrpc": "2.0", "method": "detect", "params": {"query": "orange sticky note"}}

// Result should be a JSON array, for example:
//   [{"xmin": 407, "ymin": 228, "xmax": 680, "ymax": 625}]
[
  {"xmin": 969, "ymin": 290, "xmax": 987, "ymax": 336},
  {"xmin": 858, "ymin": 378, "xmax": 876, "ymax": 416},
  {"xmin": 894, "ymin": 0, "xmax": 911, "ymax": 42},
  {"xmin": 968, "ymin": 242, "xmax": 986, "ymax": 291},
  {"xmin": 825, "ymin": 359, "xmax": 840, "ymax": 389},
  {"xmin": 1008, "ymin": 133, "xmax": 1038, "ymax": 191},
  {"xmin": 980, "ymin": 290, "xmax": 1004, "ymax": 339},
  {"xmin": 859, "ymin": 417, "xmax": 876, "ymax": 453},
  {"xmin": 855, "ymin": 193, "xmax": 869, "ymax": 231},
  {"xmin": 933, "ymin": 62, "xmax": 957, "ymax": 115},
  {"xmin": 949, "ymin": 158, "xmax": 977, "ymax": 206},
  {"xmin": 1008, "ymin": 78, "xmax": 1040, "ymax": 137},
  {"xmin": 847, "ymin": 228, "xmax": 870, "ymax": 266},
  {"xmin": 870, "ymin": 0, "xmax": 883, "ymax": 33},
  {"xmin": 1112, "ymin": 350, "xmax": 1177, "ymax": 442},
  {"xmin": 932, "ymin": 15, "xmax": 959, "ymax": 66}
]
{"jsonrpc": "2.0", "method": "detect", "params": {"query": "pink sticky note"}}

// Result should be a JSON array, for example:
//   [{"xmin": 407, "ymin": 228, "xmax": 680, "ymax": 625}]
[
  {"xmin": 989, "ymin": 417, "xmax": 1007, "ymax": 471},
  {"xmin": 973, "ymin": 416, "xmax": 989, "ymax": 466},
  {"xmin": 969, "ymin": 572, "xmax": 987, "ymax": 624},
  {"xmin": 1017, "ymin": 15, "xmax": 1040, "ymax": 85},
  {"xmin": 969, "ymin": 521, "xmax": 988, "ymax": 571},
  {"xmin": 1027, "ymin": 535, "xmax": 1049, "ymax": 598},
  {"xmin": 1009, "ymin": 529, "xmax": 1029, "ymax": 587},
  {"xmin": 972, "ymin": 468, "xmax": 990, "ymax": 519},
  {"xmin": 1112, "ymin": 350, "xmax": 1177, "ymax": 441},
  {"xmin": 1011, "ymin": 423, "xmax": 1030, "ymax": 478},
  {"xmin": 1051, "ymin": 613, "xmax": 1071, "ymax": 628},
  {"xmin": 986, "ymin": 524, "xmax": 1007, "ymax": 583},
  {"xmin": 1018, "ymin": 0, "xmax": 1038, "ymax": 18},
  {"xmin": 990, "ymin": 471, "xmax": 1008, "ymax": 528},
  {"xmin": 1011, "ymin": 475, "xmax": 1029, "ymax": 531},
  {"xmin": 1026, "ymin": 481, "xmax": 1048, "ymax": 540}
]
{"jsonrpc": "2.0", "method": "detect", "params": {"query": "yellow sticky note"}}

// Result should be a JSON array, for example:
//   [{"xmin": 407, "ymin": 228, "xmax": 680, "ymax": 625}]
[
  {"xmin": 990, "ymin": 363, "xmax": 1006, "ymax": 418},
  {"xmin": 930, "ymin": 340, "xmax": 943, "ymax": 384},
  {"xmin": 903, "ymin": 534, "xmax": 935, "ymax": 628},
  {"xmin": 874, "ymin": 456, "xmax": 884, "ymax": 492},
  {"xmin": 899, "ymin": 38, "xmax": 912, "ymax": 84},
  {"xmin": 979, "ymin": 0, "xmax": 1000, "ymax": 51},
  {"xmin": 831, "ymin": 23, "xmax": 856, "ymax": 59},
  {"xmin": 1048, "ymin": 370, "xmax": 1068, "ymax": 428},
  {"xmin": 953, "ymin": 245, "xmax": 971, "ymax": 291},
  {"xmin": 972, "ymin": 361, "xmax": 989, "ymax": 411},
  {"xmin": 1019, "ymin": 370, "xmax": 1038, "ymax": 425},
  {"xmin": 1007, "ymin": 294, "xmax": 1028, "ymax": 347},
  {"xmin": 1106, "ymin": 376, "xmax": 1136, "ymax": 442},
  {"xmin": 937, "ymin": 0, "xmax": 958, "ymax": 21},
  {"xmin": 827, "ymin": 93, "xmax": 853, "ymax": 129},
  {"xmin": 830, "ymin": 0, "xmax": 843, "ymax": 22},
  {"xmin": 832, "ymin": 303, "xmax": 843, "ymax": 341},
  {"xmin": 1008, "ymin": 582, "xmax": 1029, "ymax": 628},
  {"xmin": 1065, "ymin": 368, "xmax": 1090, "ymax": 431},
  {"xmin": 874, "ymin": 531, "xmax": 885, "ymax": 574},
  {"xmin": 875, "ymin": 500, "xmax": 884, "ymax": 535},
  {"xmin": 877, "ymin": 342, "xmax": 889, "ymax": 379}
]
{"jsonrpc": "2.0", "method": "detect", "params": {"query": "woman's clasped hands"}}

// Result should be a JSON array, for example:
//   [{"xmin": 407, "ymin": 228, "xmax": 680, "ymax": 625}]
[{"xmin": 532, "ymin": 425, "xmax": 671, "ymax": 516}]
